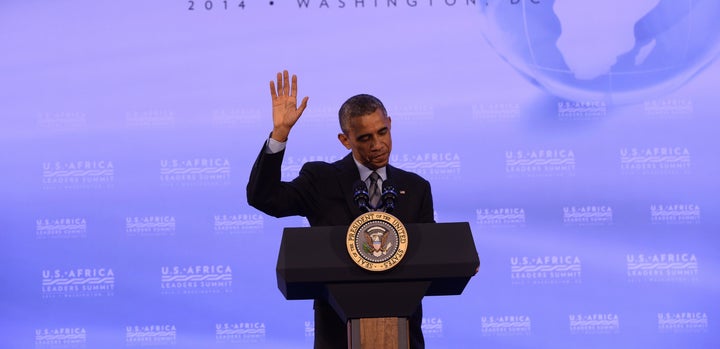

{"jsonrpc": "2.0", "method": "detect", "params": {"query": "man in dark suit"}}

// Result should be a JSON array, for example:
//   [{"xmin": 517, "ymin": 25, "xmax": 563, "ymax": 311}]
[{"xmin": 247, "ymin": 70, "xmax": 434, "ymax": 349}]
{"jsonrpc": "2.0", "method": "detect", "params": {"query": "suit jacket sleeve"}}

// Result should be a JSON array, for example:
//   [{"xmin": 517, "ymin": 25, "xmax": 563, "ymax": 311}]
[
  {"xmin": 419, "ymin": 178, "xmax": 435, "ymax": 224},
  {"xmin": 412, "ymin": 175, "xmax": 435, "ymax": 224},
  {"xmin": 246, "ymin": 143, "xmax": 311, "ymax": 218},
  {"xmin": 388, "ymin": 166, "xmax": 435, "ymax": 225}
]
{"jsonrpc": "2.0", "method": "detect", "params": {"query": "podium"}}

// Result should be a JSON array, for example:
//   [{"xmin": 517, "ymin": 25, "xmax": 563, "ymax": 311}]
[{"xmin": 276, "ymin": 222, "xmax": 479, "ymax": 349}]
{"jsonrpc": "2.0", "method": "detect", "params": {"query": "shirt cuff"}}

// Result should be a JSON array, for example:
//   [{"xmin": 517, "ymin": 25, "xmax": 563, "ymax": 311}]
[{"xmin": 265, "ymin": 137, "xmax": 286, "ymax": 154}]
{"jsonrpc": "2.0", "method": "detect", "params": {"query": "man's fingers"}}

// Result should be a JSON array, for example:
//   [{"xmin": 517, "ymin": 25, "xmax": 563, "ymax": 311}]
[
  {"xmin": 269, "ymin": 81, "xmax": 278, "ymax": 99},
  {"xmin": 282, "ymin": 70, "xmax": 290, "ymax": 96},
  {"xmin": 297, "ymin": 96, "xmax": 309, "ymax": 116},
  {"xmin": 291, "ymin": 74, "xmax": 298, "ymax": 97},
  {"xmin": 271, "ymin": 70, "xmax": 303, "ymax": 105}
]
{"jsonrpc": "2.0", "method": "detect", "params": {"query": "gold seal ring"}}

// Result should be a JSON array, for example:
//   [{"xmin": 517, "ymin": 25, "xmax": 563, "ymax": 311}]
[{"xmin": 346, "ymin": 212, "xmax": 408, "ymax": 272}]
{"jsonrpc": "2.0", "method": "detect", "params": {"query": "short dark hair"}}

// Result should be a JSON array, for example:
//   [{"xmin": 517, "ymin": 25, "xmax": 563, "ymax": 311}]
[{"xmin": 338, "ymin": 94, "xmax": 388, "ymax": 134}]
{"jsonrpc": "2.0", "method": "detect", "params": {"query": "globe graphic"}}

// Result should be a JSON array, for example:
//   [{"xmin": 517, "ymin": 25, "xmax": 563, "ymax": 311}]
[{"xmin": 479, "ymin": 0, "xmax": 720, "ymax": 105}]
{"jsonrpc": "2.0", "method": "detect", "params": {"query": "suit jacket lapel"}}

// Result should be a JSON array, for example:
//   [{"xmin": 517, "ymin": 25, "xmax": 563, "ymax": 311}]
[{"xmin": 386, "ymin": 164, "xmax": 404, "ymax": 192}]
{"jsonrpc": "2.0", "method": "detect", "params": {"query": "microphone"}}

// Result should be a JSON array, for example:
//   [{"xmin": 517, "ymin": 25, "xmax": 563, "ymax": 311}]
[
  {"xmin": 381, "ymin": 178, "xmax": 397, "ymax": 213},
  {"xmin": 353, "ymin": 180, "xmax": 370, "ymax": 213}
]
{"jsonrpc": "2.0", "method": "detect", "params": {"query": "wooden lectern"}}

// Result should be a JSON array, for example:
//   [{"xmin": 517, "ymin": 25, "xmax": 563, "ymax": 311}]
[{"xmin": 276, "ymin": 222, "xmax": 479, "ymax": 349}]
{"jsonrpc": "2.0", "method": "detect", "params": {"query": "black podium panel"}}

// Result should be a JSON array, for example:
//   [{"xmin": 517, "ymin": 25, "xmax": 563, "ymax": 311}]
[{"xmin": 276, "ymin": 222, "xmax": 479, "ymax": 310}]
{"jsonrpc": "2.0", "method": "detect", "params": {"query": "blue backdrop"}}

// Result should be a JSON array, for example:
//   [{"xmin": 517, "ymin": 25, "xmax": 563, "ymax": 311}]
[{"xmin": 1, "ymin": 0, "xmax": 719, "ymax": 348}]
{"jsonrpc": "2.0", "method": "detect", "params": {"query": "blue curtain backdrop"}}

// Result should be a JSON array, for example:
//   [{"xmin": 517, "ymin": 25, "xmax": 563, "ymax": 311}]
[{"xmin": 1, "ymin": 0, "xmax": 719, "ymax": 348}]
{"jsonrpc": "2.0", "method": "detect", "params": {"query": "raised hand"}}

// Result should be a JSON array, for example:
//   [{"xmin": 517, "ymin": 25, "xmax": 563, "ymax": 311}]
[{"xmin": 269, "ymin": 70, "xmax": 309, "ymax": 142}]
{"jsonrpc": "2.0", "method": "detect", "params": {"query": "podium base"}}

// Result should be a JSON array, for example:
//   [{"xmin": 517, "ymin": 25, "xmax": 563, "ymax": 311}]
[{"xmin": 347, "ymin": 317, "xmax": 409, "ymax": 349}]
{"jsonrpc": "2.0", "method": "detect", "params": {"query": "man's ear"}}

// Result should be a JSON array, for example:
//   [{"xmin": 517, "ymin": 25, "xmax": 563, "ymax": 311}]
[{"xmin": 337, "ymin": 133, "xmax": 351, "ymax": 149}]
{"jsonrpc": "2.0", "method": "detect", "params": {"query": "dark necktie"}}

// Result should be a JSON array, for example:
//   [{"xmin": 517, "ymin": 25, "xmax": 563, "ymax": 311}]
[{"xmin": 368, "ymin": 171, "xmax": 381, "ymax": 209}]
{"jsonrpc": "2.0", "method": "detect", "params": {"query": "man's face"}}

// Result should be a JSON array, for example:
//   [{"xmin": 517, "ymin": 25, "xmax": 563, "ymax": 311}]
[{"xmin": 338, "ymin": 109, "xmax": 392, "ymax": 170}]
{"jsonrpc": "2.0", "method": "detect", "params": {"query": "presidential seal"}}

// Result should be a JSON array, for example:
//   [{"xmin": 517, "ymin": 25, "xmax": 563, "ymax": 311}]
[{"xmin": 346, "ymin": 212, "xmax": 408, "ymax": 272}]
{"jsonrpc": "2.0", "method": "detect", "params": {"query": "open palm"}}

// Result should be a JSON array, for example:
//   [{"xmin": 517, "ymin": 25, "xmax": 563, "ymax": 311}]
[{"xmin": 270, "ymin": 70, "xmax": 309, "ymax": 141}]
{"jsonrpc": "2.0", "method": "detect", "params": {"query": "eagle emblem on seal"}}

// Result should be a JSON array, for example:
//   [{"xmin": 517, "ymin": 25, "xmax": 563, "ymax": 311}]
[
  {"xmin": 346, "ymin": 212, "xmax": 407, "ymax": 271},
  {"xmin": 362, "ymin": 226, "xmax": 393, "ymax": 257}
]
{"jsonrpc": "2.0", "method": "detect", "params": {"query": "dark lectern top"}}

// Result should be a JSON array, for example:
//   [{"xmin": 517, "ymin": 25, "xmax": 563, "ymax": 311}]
[{"xmin": 276, "ymin": 222, "xmax": 479, "ymax": 320}]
